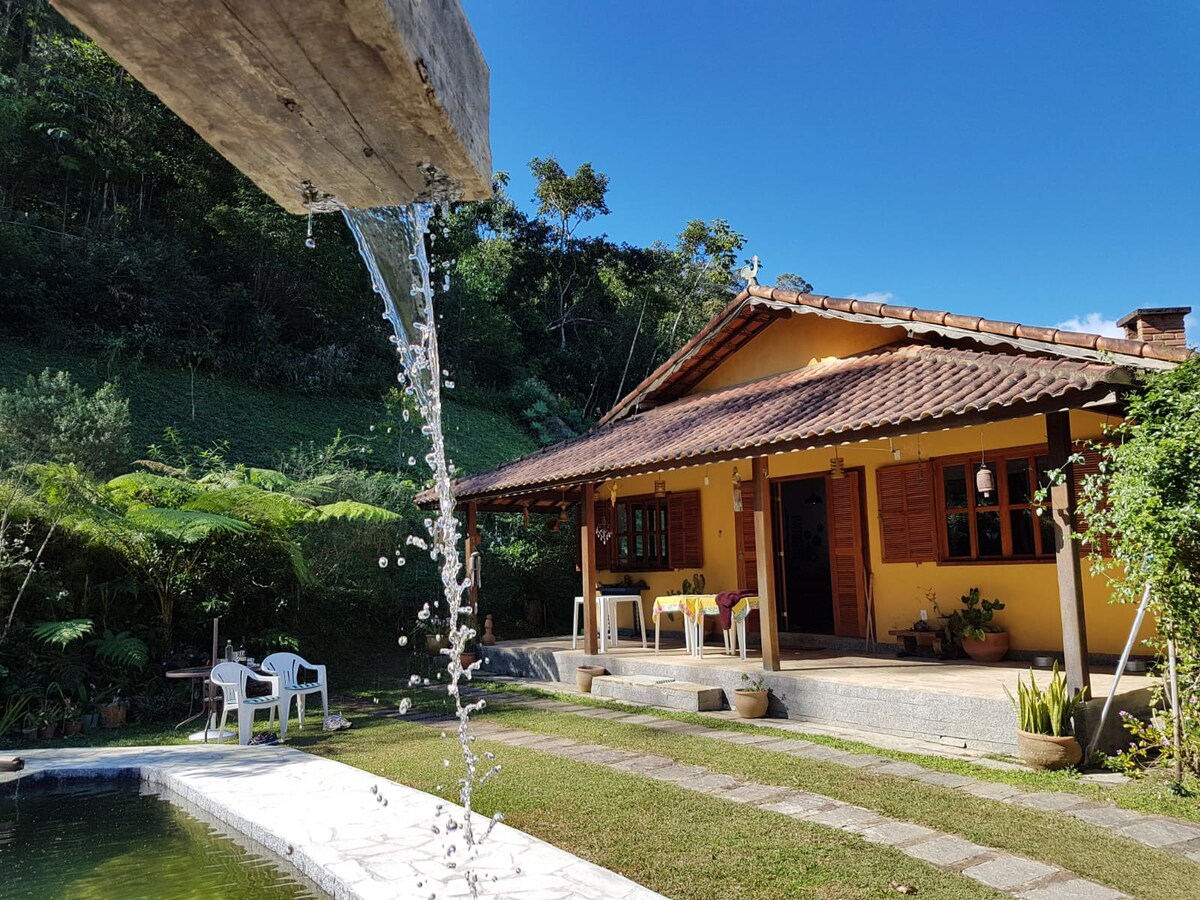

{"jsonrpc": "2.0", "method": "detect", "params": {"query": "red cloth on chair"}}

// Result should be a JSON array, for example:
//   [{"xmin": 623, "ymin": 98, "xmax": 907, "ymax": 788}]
[{"xmin": 716, "ymin": 589, "xmax": 757, "ymax": 630}]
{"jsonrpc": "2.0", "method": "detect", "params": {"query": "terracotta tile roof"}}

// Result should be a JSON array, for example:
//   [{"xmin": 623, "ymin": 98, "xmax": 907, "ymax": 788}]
[
  {"xmin": 749, "ymin": 284, "xmax": 1192, "ymax": 362},
  {"xmin": 600, "ymin": 284, "xmax": 1191, "ymax": 428},
  {"xmin": 450, "ymin": 343, "xmax": 1128, "ymax": 501}
]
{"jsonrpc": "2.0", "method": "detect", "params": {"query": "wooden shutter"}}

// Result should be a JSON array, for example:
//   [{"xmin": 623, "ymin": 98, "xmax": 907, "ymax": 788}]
[
  {"xmin": 876, "ymin": 461, "xmax": 937, "ymax": 563},
  {"xmin": 593, "ymin": 500, "xmax": 616, "ymax": 571},
  {"xmin": 828, "ymin": 471, "xmax": 868, "ymax": 637},
  {"xmin": 667, "ymin": 490, "xmax": 703, "ymax": 569},
  {"xmin": 1070, "ymin": 447, "xmax": 1112, "ymax": 557},
  {"xmin": 735, "ymin": 481, "xmax": 757, "ymax": 591}
]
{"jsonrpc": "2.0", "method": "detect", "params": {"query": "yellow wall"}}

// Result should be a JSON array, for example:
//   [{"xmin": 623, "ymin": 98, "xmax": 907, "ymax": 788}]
[
  {"xmin": 695, "ymin": 312, "xmax": 908, "ymax": 392},
  {"xmin": 597, "ymin": 314, "xmax": 1151, "ymax": 655},
  {"xmin": 599, "ymin": 411, "xmax": 1151, "ymax": 655}
]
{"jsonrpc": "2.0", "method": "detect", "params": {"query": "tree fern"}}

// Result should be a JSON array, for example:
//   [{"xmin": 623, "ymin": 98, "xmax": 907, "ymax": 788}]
[
  {"xmin": 309, "ymin": 499, "xmax": 402, "ymax": 524},
  {"xmin": 31, "ymin": 618, "xmax": 94, "ymax": 647},
  {"xmin": 90, "ymin": 630, "xmax": 149, "ymax": 668},
  {"xmin": 124, "ymin": 507, "xmax": 252, "ymax": 542}
]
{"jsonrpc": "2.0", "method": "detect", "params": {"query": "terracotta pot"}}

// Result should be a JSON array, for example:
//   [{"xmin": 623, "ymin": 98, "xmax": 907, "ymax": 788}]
[
  {"xmin": 459, "ymin": 651, "xmax": 478, "ymax": 670},
  {"xmin": 36, "ymin": 723, "xmax": 57, "ymax": 740},
  {"xmin": 962, "ymin": 631, "xmax": 1009, "ymax": 662},
  {"xmin": 733, "ymin": 689, "xmax": 769, "ymax": 719},
  {"xmin": 63, "ymin": 720, "xmax": 83, "ymax": 737},
  {"xmin": 1017, "ymin": 729, "xmax": 1082, "ymax": 770},
  {"xmin": 99, "ymin": 701, "xmax": 128, "ymax": 729},
  {"xmin": 576, "ymin": 665, "xmax": 606, "ymax": 693},
  {"xmin": 425, "ymin": 634, "xmax": 449, "ymax": 655}
]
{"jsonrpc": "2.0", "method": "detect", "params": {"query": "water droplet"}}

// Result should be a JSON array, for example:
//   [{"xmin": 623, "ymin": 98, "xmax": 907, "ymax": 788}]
[
  {"xmin": 397, "ymin": 635, "xmax": 408, "ymax": 647},
  {"xmin": 378, "ymin": 556, "xmax": 388, "ymax": 568},
  {"xmin": 369, "ymin": 424, "xmax": 376, "ymax": 432},
  {"xmin": 409, "ymin": 674, "xmax": 422, "ymax": 686},
  {"xmin": 408, "ymin": 455, "xmax": 416, "ymax": 466},
  {"xmin": 402, "ymin": 408, "xmax": 410, "ymax": 422},
  {"xmin": 396, "ymin": 556, "xmax": 406, "ymax": 566},
  {"xmin": 417, "ymin": 608, "xmax": 430, "ymax": 621},
  {"xmin": 304, "ymin": 236, "xmax": 316, "ymax": 249},
  {"xmin": 443, "ymin": 759, "xmax": 450, "ymax": 768},
  {"xmin": 398, "ymin": 698, "xmax": 412, "ymax": 714}
]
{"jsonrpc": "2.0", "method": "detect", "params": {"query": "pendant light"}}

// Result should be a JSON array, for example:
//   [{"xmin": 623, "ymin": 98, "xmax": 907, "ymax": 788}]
[{"xmin": 976, "ymin": 430, "xmax": 994, "ymax": 499}]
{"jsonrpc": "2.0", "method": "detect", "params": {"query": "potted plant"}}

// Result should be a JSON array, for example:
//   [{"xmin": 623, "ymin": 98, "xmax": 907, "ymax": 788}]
[
  {"xmin": 99, "ymin": 694, "xmax": 129, "ymax": 729},
  {"xmin": 945, "ymin": 588, "xmax": 1008, "ymax": 662},
  {"xmin": 576, "ymin": 665, "xmax": 606, "ymax": 693},
  {"xmin": 733, "ymin": 673, "xmax": 770, "ymax": 719},
  {"xmin": 36, "ymin": 700, "xmax": 62, "ymax": 740},
  {"xmin": 1006, "ymin": 662, "xmax": 1087, "ymax": 769},
  {"xmin": 62, "ymin": 698, "xmax": 83, "ymax": 737},
  {"xmin": 20, "ymin": 708, "xmax": 38, "ymax": 742}
]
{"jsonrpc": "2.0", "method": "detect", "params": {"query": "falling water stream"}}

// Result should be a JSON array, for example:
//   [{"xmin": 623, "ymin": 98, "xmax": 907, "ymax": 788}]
[{"xmin": 340, "ymin": 203, "xmax": 501, "ymax": 897}]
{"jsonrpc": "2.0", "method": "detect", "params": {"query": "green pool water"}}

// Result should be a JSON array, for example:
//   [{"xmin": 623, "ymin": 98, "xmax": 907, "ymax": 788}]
[{"xmin": 0, "ymin": 779, "xmax": 321, "ymax": 899}]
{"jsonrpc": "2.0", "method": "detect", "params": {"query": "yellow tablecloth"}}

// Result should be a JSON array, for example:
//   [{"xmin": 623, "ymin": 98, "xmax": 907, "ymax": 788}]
[{"xmin": 652, "ymin": 594, "xmax": 760, "ymax": 625}]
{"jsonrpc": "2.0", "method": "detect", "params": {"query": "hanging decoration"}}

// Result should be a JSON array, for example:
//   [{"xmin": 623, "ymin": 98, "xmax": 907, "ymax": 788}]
[
  {"xmin": 595, "ymin": 514, "xmax": 613, "ymax": 546},
  {"xmin": 654, "ymin": 479, "xmax": 667, "ymax": 498},
  {"xmin": 732, "ymin": 466, "xmax": 743, "ymax": 513},
  {"xmin": 830, "ymin": 453, "xmax": 846, "ymax": 479},
  {"xmin": 703, "ymin": 465, "xmax": 710, "ymax": 486},
  {"xmin": 975, "ymin": 429, "xmax": 994, "ymax": 499},
  {"xmin": 609, "ymin": 481, "xmax": 619, "ymax": 508},
  {"xmin": 520, "ymin": 501, "xmax": 531, "ymax": 527}
]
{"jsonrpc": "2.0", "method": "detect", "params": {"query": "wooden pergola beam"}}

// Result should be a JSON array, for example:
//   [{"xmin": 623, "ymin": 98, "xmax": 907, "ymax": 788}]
[
  {"xmin": 580, "ymin": 483, "xmax": 599, "ymax": 655},
  {"xmin": 753, "ymin": 457, "xmax": 781, "ymax": 671},
  {"xmin": 1046, "ymin": 411, "xmax": 1091, "ymax": 697},
  {"xmin": 51, "ymin": 0, "xmax": 491, "ymax": 212}
]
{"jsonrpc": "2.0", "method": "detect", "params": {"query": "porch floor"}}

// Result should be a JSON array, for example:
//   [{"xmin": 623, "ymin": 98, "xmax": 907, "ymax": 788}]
[{"xmin": 479, "ymin": 635, "xmax": 1155, "ymax": 755}]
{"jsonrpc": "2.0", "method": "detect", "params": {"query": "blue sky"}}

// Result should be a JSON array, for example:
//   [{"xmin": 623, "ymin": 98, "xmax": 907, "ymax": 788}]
[{"xmin": 463, "ymin": 1, "xmax": 1199, "ymax": 343}]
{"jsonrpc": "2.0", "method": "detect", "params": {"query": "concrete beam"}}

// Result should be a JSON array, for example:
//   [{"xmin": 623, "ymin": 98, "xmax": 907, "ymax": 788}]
[{"xmin": 51, "ymin": 0, "xmax": 491, "ymax": 212}]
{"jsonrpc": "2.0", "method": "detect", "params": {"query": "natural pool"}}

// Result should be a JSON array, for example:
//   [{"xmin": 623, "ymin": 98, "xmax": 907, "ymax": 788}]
[{"xmin": 0, "ymin": 779, "xmax": 320, "ymax": 900}]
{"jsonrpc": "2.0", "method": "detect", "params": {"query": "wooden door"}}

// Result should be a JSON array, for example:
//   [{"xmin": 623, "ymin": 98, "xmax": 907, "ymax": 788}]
[
  {"xmin": 827, "ymin": 471, "xmax": 868, "ymax": 638},
  {"xmin": 735, "ymin": 480, "xmax": 758, "ymax": 591}
]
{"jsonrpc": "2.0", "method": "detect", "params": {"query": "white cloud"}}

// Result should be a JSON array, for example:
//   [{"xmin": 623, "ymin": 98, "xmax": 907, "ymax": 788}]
[
  {"xmin": 847, "ymin": 291, "xmax": 895, "ymax": 304},
  {"xmin": 1052, "ymin": 312, "xmax": 1123, "ymax": 338}
]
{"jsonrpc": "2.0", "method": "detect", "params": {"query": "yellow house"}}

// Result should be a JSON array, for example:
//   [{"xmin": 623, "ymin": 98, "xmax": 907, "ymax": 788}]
[{"xmin": 451, "ymin": 284, "xmax": 1192, "ymax": 695}]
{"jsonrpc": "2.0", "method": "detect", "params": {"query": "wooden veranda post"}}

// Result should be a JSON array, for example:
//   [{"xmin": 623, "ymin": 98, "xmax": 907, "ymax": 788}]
[
  {"xmin": 753, "ymin": 457, "xmax": 781, "ymax": 671},
  {"xmin": 581, "ymin": 483, "xmax": 599, "ymax": 655},
  {"xmin": 1046, "ymin": 411, "xmax": 1091, "ymax": 696},
  {"xmin": 465, "ymin": 501, "xmax": 479, "ymax": 613}
]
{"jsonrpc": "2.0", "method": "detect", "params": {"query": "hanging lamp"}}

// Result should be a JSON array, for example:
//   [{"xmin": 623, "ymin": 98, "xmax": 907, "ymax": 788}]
[{"xmin": 975, "ymin": 430, "xmax": 994, "ymax": 499}]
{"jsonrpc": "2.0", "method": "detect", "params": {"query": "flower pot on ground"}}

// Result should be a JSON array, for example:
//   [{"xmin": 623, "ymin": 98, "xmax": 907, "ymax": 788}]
[
  {"xmin": 944, "ymin": 588, "xmax": 1008, "ymax": 661},
  {"xmin": 576, "ymin": 665, "xmax": 606, "ymax": 693},
  {"xmin": 733, "ymin": 673, "xmax": 770, "ymax": 718},
  {"xmin": 424, "ymin": 634, "xmax": 449, "ymax": 655},
  {"xmin": 63, "ymin": 719, "xmax": 83, "ymax": 737},
  {"xmin": 99, "ymin": 700, "xmax": 128, "ymax": 729},
  {"xmin": 81, "ymin": 713, "xmax": 99, "ymax": 731},
  {"xmin": 962, "ymin": 631, "xmax": 1010, "ymax": 662},
  {"xmin": 1016, "ymin": 730, "xmax": 1082, "ymax": 769},
  {"xmin": 36, "ymin": 722, "xmax": 58, "ymax": 740},
  {"xmin": 1006, "ymin": 662, "xmax": 1087, "ymax": 770},
  {"xmin": 459, "ymin": 651, "xmax": 478, "ymax": 669}
]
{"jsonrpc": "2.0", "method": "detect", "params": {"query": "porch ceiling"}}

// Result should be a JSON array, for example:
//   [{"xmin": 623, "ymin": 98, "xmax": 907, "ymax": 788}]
[{"xmin": 436, "ymin": 342, "xmax": 1129, "ymax": 506}]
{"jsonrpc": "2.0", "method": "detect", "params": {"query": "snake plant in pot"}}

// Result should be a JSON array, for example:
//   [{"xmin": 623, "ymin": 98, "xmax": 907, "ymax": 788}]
[{"xmin": 1005, "ymin": 662, "xmax": 1088, "ymax": 769}]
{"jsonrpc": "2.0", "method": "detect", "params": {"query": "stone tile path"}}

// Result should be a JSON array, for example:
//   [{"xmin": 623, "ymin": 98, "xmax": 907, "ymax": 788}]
[
  {"xmin": 472, "ymin": 689, "xmax": 1200, "ymax": 867},
  {"xmin": 405, "ymin": 709, "xmax": 1130, "ymax": 900}
]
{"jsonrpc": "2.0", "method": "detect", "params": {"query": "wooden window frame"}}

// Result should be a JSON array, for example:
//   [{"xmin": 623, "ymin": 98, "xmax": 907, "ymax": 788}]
[
  {"xmin": 613, "ymin": 493, "xmax": 671, "ymax": 572},
  {"xmin": 933, "ymin": 443, "xmax": 1055, "ymax": 565}
]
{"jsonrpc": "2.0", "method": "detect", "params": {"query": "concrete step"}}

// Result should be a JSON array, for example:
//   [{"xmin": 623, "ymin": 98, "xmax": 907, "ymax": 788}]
[{"xmin": 591, "ymin": 675, "xmax": 724, "ymax": 712}]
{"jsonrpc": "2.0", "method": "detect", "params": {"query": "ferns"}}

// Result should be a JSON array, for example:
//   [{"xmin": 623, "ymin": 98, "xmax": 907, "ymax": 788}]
[
  {"xmin": 31, "ymin": 618, "xmax": 94, "ymax": 647},
  {"xmin": 90, "ymin": 630, "xmax": 149, "ymax": 669},
  {"xmin": 308, "ymin": 499, "xmax": 402, "ymax": 524}
]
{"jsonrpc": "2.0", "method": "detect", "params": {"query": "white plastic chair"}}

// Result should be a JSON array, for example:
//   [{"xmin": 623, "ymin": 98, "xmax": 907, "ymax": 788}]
[
  {"xmin": 262, "ymin": 652, "xmax": 328, "ymax": 728},
  {"xmin": 209, "ymin": 662, "xmax": 285, "ymax": 745}
]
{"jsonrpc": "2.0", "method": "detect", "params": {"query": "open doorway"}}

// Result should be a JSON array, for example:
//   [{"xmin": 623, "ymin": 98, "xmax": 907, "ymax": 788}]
[{"xmin": 775, "ymin": 476, "xmax": 835, "ymax": 634}]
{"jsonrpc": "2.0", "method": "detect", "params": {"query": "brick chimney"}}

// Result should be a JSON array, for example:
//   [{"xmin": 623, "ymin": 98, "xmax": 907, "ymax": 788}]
[{"xmin": 1116, "ymin": 307, "xmax": 1192, "ymax": 349}]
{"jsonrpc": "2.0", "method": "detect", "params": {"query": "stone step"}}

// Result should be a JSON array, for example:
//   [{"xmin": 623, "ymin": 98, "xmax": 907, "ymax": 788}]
[{"xmin": 591, "ymin": 675, "xmax": 724, "ymax": 712}]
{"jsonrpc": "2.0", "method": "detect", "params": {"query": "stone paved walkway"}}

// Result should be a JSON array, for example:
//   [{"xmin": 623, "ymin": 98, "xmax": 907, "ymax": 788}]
[
  {"xmin": 404, "ymin": 708, "xmax": 1129, "ymax": 900},
  {"xmin": 471, "ymin": 689, "xmax": 1200, "ymax": 868}
]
